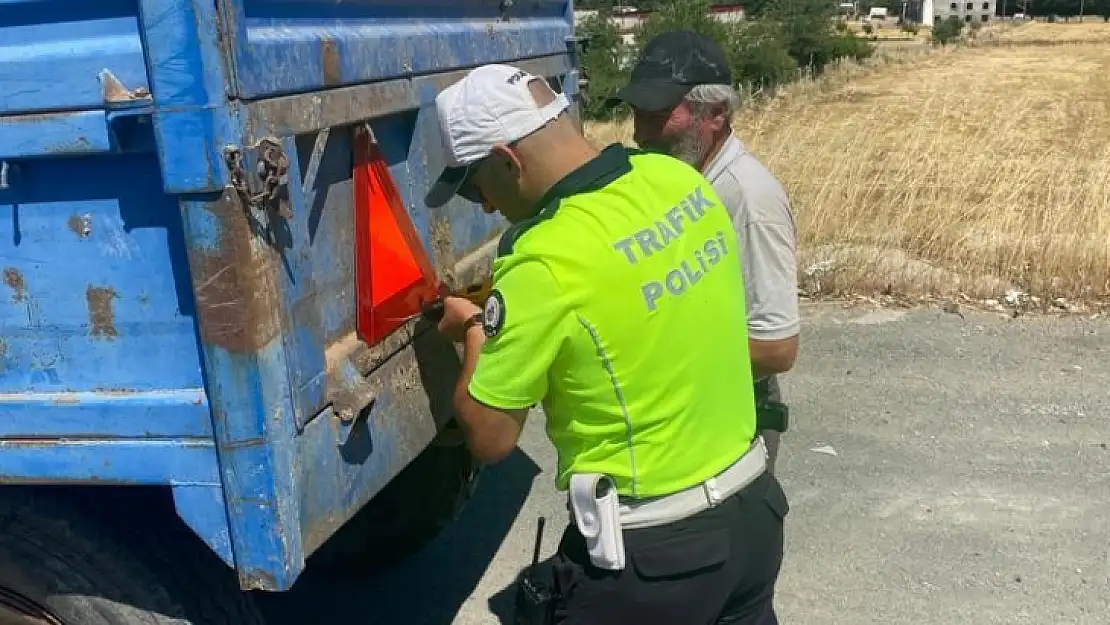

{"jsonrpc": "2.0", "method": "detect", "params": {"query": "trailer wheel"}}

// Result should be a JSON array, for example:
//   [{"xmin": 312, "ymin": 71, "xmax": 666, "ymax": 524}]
[
  {"xmin": 308, "ymin": 432, "xmax": 480, "ymax": 576},
  {"xmin": 0, "ymin": 489, "xmax": 264, "ymax": 625}
]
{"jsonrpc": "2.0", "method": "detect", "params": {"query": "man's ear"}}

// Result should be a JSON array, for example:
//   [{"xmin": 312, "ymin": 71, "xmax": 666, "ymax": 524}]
[
  {"xmin": 707, "ymin": 103, "xmax": 730, "ymax": 132},
  {"xmin": 490, "ymin": 144, "xmax": 523, "ymax": 176}
]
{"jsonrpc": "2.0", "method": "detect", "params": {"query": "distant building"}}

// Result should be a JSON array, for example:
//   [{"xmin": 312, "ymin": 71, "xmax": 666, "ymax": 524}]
[
  {"xmin": 931, "ymin": 0, "xmax": 996, "ymax": 24},
  {"xmin": 838, "ymin": 2, "xmax": 860, "ymax": 19},
  {"xmin": 904, "ymin": 0, "xmax": 933, "ymax": 25}
]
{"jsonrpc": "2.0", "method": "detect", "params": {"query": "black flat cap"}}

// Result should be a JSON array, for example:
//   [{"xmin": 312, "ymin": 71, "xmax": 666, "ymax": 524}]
[{"xmin": 606, "ymin": 30, "xmax": 733, "ymax": 112}]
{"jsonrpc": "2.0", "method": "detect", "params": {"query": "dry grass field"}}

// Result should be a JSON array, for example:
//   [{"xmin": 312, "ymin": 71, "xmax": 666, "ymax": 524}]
[
  {"xmin": 993, "ymin": 18, "xmax": 1110, "ymax": 43},
  {"xmin": 585, "ymin": 22, "xmax": 1110, "ymax": 312}
]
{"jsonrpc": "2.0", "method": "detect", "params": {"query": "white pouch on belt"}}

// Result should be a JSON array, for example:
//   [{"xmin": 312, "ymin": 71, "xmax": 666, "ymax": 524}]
[{"xmin": 568, "ymin": 473, "xmax": 626, "ymax": 571}]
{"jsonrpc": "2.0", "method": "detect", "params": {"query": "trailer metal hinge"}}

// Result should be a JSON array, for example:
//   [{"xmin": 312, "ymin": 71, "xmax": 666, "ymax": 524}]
[
  {"xmin": 223, "ymin": 138, "xmax": 292, "ymax": 247},
  {"xmin": 254, "ymin": 138, "xmax": 291, "ymax": 220},
  {"xmin": 224, "ymin": 138, "xmax": 290, "ymax": 217}
]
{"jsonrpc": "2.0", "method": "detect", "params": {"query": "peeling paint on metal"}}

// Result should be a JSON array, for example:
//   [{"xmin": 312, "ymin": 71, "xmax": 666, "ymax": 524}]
[
  {"xmin": 86, "ymin": 286, "xmax": 118, "ymax": 338},
  {"xmin": 98, "ymin": 69, "xmax": 151, "ymax": 103},
  {"xmin": 387, "ymin": 356, "xmax": 421, "ymax": 398},
  {"xmin": 352, "ymin": 321, "xmax": 416, "ymax": 375},
  {"xmin": 51, "ymin": 136, "xmax": 92, "ymax": 154},
  {"xmin": 242, "ymin": 56, "xmax": 568, "ymax": 144},
  {"xmin": 321, "ymin": 38, "xmax": 340, "ymax": 87},
  {"xmin": 3, "ymin": 268, "xmax": 26, "ymax": 302},
  {"xmin": 239, "ymin": 569, "xmax": 281, "ymax": 592},
  {"xmin": 87, "ymin": 387, "xmax": 136, "ymax": 395},
  {"xmin": 4, "ymin": 112, "xmax": 69, "ymax": 124},
  {"xmin": 67, "ymin": 213, "xmax": 93, "ymax": 239},
  {"xmin": 187, "ymin": 188, "xmax": 284, "ymax": 353},
  {"xmin": 429, "ymin": 216, "xmax": 459, "ymax": 290}
]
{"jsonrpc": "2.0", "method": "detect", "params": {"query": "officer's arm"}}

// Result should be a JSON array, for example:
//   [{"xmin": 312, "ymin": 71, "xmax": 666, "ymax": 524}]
[
  {"xmin": 453, "ymin": 325, "xmax": 529, "ymax": 464},
  {"xmin": 456, "ymin": 257, "xmax": 570, "ymax": 465}
]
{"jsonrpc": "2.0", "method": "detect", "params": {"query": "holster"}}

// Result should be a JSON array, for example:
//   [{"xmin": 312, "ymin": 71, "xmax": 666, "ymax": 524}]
[
  {"xmin": 755, "ymin": 377, "xmax": 790, "ymax": 433},
  {"xmin": 568, "ymin": 474, "xmax": 626, "ymax": 571}
]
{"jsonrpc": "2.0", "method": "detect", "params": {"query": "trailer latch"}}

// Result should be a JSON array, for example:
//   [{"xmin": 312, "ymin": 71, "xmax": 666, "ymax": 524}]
[
  {"xmin": 223, "ymin": 138, "xmax": 292, "ymax": 248},
  {"xmin": 255, "ymin": 138, "xmax": 291, "ymax": 220}
]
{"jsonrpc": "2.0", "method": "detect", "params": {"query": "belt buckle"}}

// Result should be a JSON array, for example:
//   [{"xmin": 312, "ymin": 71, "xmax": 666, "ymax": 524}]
[{"xmin": 701, "ymin": 476, "xmax": 723, "ymax": 506}]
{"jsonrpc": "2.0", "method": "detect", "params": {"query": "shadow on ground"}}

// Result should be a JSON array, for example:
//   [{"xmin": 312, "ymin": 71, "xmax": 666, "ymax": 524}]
[{"xmin": 255, "ymin": 448, "xmax": 541, "ymax": 625}]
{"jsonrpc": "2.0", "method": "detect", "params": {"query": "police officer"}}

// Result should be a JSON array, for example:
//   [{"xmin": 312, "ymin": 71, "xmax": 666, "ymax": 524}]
[
  {"xmin": 608, "ymin": 30, "xmax": 801, "ymax": 473},
  {"xmin": 424, "ymin": 63, "xmax": 789, "ymax": 624}
]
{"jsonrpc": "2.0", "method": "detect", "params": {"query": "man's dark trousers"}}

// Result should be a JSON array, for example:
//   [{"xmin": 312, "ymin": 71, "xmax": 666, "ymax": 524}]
[{"xmin": 548, "ymin": 470, "xmax": 789, "ymax": 625}]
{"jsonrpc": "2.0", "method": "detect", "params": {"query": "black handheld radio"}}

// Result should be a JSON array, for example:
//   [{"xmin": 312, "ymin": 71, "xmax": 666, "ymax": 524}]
[{"xmin": 515, "ymin": 516, "xmax": 555, "ymax": 624}]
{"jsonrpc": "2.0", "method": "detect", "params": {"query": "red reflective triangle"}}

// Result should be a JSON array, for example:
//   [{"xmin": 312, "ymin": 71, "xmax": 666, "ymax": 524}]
[{"xmin": 353, "ymin": 126, "xmax": 440, "ymax": 346}]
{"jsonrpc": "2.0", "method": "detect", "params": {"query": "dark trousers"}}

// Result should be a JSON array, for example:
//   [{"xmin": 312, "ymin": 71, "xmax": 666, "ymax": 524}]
[{"xmin": 549, "ymin": 470, "xmax": 789, "ymax": 625}]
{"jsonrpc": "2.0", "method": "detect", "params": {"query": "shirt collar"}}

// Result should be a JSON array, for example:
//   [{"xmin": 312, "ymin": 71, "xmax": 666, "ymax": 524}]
[
  {"xmin": 702, "ymin": 132, "xmax": 745, "ymax": 182},
  {"xmin": 497, "ymin": 143, "xmax": 633, "ymax": 257},
  {"xmin": 530, "ymin": 142, "xmax": 633, "ymax": 214}
]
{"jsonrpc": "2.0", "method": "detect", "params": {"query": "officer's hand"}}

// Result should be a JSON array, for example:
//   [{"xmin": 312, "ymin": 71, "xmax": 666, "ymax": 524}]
[{"xmin": 436, "ymin": 296, "xmax": 483, "ymax": 343}]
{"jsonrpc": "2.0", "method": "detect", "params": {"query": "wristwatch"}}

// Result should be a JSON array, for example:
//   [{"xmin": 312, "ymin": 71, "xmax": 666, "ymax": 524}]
[{"xmin": 462, "ymin": 312, "xmax": 484, "ymax": 334}]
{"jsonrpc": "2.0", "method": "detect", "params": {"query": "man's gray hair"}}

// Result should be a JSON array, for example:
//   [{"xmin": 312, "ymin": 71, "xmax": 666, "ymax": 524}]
[{"xmin": 684, "ymin": 83, "xmax": 741, "ymax": 121}]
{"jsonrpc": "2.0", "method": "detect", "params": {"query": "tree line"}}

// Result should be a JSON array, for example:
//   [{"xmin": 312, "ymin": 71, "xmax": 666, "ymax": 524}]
[
  {"xmin": 574, "ymin": 0, "xmax": 876, "ymax": 121},
  {"xmin": 576, "ymin": 0, "xmax": 1110, "ymax": 16}
]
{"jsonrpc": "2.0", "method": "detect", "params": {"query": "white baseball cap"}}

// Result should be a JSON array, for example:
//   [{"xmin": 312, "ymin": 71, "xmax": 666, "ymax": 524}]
[{"xmin": 424, "ymin": 64, "xmax": 571, "ymax": 208}]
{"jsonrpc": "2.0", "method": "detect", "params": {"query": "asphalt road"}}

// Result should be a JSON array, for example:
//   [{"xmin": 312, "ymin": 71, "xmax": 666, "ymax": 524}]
[{"xmin": 257, "ymin": 301, "xmax": 1110, "ymax": 624}]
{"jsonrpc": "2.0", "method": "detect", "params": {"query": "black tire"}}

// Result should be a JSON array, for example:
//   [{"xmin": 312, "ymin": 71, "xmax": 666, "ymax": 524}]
[
  {"xmin": 307, "ymin": 434, "xmax": 480, "ymax": 577},
  {"xmin": 0, "ymin": 489, "xmax": 264, "ymax": 625}
]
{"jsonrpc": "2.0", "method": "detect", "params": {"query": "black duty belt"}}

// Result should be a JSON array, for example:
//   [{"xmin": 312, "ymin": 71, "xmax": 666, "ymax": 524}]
[{"xmin": 754, "ymin": 377, "xmax": 789, "ymax": 433}]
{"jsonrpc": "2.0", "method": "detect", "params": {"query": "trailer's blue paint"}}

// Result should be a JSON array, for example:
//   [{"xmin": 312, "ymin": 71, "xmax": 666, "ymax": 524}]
[
  {"xmin": 0, "ymin": 151, "xmax": 205, "ymax": 395},
  {"xmin": 0, "ymin": 0, "xmax": 577, "ymax": 594},
  {"xmin": 179, "ymin": 262, "xmax": 304, "ymax": 588},
  {"xmin": 273, "ymin": 134, "xmax": 328, "ymax": 430},
  {"xmin": 172, "ymin": 483, "xmax": 236, "ymax": 565},
  {"xmin": 0, "ymin": 390, "xmax": 211, "ymax": 439},
  {"xmin": 0, "ymin": 112, "xmax": 113, "ymax": 159},
  {"xmin": 0, "ymin": 438, "xmax": 220, "ymax": 485},
  {"xmin": 295, "ymin": 350, "xmax": 429, "ymax": 556},
  {"xmin": 291, "ymin": 128, "xmax": 357, "ymax": 347},
  {"xmin": 218, "ymin": 0, "xmax": 573, "ymax": 100},
  {"xmin": 137, "ymin": 0, "xmax": 239, "ymax": 192},
  {"xmin": 150, "ymin": 107, "xmax": 241, "ymax": 193},
  {"xmin": 0, "ymin": 0, "xmax": 150, "ymax": 116}
]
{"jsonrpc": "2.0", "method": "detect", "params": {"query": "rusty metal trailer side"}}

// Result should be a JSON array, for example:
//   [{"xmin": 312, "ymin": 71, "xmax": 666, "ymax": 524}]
[{"xmin": 0, "ymin": 0, "xmax": 579, "ymax": 595}]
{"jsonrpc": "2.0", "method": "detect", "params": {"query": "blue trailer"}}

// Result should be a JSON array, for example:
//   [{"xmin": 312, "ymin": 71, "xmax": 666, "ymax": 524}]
[{"xmin": 0, "ymin": 0, "xmax": 580, "ymax": 620}]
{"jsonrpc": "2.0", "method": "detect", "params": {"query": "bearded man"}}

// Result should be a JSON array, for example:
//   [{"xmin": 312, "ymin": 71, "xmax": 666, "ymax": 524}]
[{"xmin": 608, "ymin": 30, "xmax": 801, "ymax": 473}]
